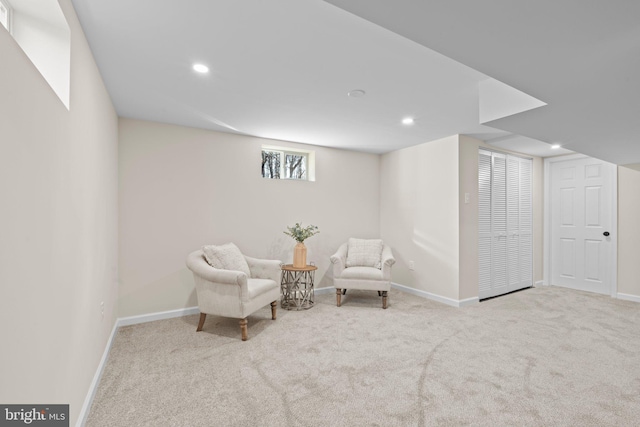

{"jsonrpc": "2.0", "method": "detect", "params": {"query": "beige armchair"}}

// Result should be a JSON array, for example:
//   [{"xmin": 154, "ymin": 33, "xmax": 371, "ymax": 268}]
[
  {"xmin": 186, "ymin": 245, "xmax": 282, "ymax": 341},
  {"xmin": 330, "ymin": 239, "xmax": 395, "ymax": 309}
]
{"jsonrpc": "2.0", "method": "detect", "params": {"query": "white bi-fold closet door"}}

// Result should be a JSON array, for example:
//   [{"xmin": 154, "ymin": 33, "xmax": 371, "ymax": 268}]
[{"xmin": 479, "ymin": 149, "xmax": 533, "ymax": 300}]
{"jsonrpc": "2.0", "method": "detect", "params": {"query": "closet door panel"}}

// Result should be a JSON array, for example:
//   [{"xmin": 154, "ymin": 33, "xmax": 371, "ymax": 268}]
[
  {"xmin": 491, "ymin": 153, "xmax": 508, "ymax": 297},
  {"xmin": 518, "ymin": 157, "xmax": 533, "ymax": 289},
  {"xmin": 478, "ymin": 151, "xmax": 493, "ymax": 297},
  {"xmin": 478, "ymin": 149, "xmax": 533, "ymax": 299},
  {"xmin": 506, "ymin": 156, "xmax": 521, "ymax": 291}
]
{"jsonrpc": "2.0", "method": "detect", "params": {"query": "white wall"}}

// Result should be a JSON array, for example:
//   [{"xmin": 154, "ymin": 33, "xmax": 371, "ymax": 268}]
[
  {"xmin": 118, "ymin": 118, "xmax": 380, "ymax": 317},
  {"xmin": 380, "ymin": 135, "xmax": 461, "ymax": 300},
  {"xmin": 617, "ymin": 166, "xmax": 640, "ymax": 299},
  {"xmin": 0, "ymin": 0, "xmax": 118, "ymax": 425}
]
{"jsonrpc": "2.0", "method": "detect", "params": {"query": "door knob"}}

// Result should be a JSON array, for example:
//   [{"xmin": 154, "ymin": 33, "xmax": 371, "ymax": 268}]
[{"xmin": 603, "ymin": 231, "xmax": 610, "ymax": 237}]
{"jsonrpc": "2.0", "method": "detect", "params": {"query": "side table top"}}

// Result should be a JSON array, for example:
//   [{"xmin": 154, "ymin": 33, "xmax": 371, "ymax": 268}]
[{"xmin": 282, "ymin": 264, "xmax": 318, "ymax": 272}]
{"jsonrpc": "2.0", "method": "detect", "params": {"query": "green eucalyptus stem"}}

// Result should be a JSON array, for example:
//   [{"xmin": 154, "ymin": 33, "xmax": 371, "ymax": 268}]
[{"xmin": 284, "ymin": 222, "xmax": 319, "ymax": 243}]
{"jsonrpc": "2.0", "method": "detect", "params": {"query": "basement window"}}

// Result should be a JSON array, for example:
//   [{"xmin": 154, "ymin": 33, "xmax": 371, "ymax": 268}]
[
  {"xmin": 0, "ymin": 0, "xmax": 11, "ymax": 32},
  {"xmin": 2, "ymin": 0, "xmax": 70, "ymax": 109},
  {"xmin": 261, "ymin": 145, "xmax": 315, "ymax": 181}
]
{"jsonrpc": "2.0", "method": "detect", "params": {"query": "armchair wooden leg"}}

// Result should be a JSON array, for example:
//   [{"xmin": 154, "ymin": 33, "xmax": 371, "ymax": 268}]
[
  {"xmin": 336, "ymin": 289, "xmax": 342, "ymax": 307},
  {"xmin": 271, "ymin": 301, "xmax": 277, "ymax": 320},
  {"xmin": 382, "ymin": 291, "xmax": 388, "ymax": 309},
  {"xmin": 240, "ymin": 318, "xmax": 248, "ymax": 341},
  {"xmin": 196, "ymin": 313, "xmax": 206, "ymax": 332}
]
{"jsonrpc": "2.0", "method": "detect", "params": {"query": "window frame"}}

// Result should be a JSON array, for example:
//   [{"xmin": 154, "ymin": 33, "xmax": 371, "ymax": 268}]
[
  {"xmin": 261, "ymin": 145, "xmax": 315, "ymax": 182},
  {"xmin": 0, "ymin": 0, "xmax": 12, "ymax": 34},
  {"xmin": 261, "ymin": 149, "xmax": 283, "ymax": 179},
  {"xmin": 282, "ymin": 151, "xmax": 308, "ymax": 180}
]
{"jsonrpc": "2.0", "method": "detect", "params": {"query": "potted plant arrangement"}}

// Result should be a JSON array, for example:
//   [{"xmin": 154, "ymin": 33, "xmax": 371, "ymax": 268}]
[{"xmin": 284, "ymin": 223, "xmax": 319, "ymax": 268}]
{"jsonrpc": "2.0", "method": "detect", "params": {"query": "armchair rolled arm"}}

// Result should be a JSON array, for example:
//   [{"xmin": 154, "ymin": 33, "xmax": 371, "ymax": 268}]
[
  {"xmin": 244, "ymin": 255, "xmax": 283, "ymax": 282},
  {"xmin": 381, "ymin": 245, "xmax": 395, "ymax": 280},
  {"xmin": 330, "ymin": 243, "xmax": 348, "ymax": 278},
  {"xmin": 186, "ymin": 251, "xmax": 247, "ymax": 286},
  {"xmin": 381, "ymin": 245, "xmax": 396, "ymax": 267}
]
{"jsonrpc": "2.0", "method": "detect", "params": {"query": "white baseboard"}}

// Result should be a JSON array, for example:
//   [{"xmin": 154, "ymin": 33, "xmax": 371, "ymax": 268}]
[
  {"xmin": 534, "ymin": 280, "xmax": 546, "ymax": 287},
  {"xmin": 617, "ymin": 293, "xmax": 640, "ymax": 303},
  {"xmin": 76, "ymin": 321, "xmax": 118, "ymax": 427},
  {"xmin": 314, "ymin": 286, "xmax": 334, "ymax": 295},
  {"xmin": 391, "ymin": 282, "xmax": 479, "ymax": 308},
  {"xmin": 458, "ymin": 296, "xmax": 480, "ymax": 307},
  {"xmin": 118, "ymin": 306, "xmax": 200, "ymax": 327},
  {"xmin": 78, "ymin": 306, "xmax": 200, "ymax": 426}
]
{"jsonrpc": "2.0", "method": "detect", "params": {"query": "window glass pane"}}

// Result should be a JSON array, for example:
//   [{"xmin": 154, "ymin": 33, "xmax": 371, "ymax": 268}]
[
  {"xmin": 262, "ymin": 150, "xmax": 281, "ymax": 179},
  {"xmin": 285, "ymin": 154, "xmax": 307, "ymax": 180}
]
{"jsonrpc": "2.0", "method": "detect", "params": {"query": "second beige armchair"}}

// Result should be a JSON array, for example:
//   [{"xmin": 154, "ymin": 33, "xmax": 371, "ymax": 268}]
[{"xmin": 330, "ymin": 238, "xmax": 395, "ymax": 309}]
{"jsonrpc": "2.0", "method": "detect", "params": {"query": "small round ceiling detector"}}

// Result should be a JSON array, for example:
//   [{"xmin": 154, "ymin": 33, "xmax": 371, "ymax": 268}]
[{"xmin": 348, "ymin": 89, "xmax": 366, "ymax": 98}]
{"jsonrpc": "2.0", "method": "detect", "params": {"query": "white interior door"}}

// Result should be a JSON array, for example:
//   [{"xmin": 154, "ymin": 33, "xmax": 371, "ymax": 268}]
[{"xmin": 549, "ymin": 156, "xmax": 616, "ymax": 295}]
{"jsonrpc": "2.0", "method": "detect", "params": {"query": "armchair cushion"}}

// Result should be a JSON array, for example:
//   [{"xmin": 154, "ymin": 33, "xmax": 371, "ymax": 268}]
[
  {"xmin": 346, "ymin": 238, "xmax": 384, "ymax": 269},
  {"xmin": 341, "ymin": 266, "xmax": 383, "ymax": 281},
  {"xmin": 202, "ymin": 243, "xmax": 251, "ymax": 277},
  {"xmin": 247, "ymin": 278, "xmax": 279, "ymax": 299}
]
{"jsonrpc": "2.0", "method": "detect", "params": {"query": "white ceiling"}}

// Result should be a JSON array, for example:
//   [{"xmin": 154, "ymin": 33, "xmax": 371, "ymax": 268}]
[
  {"xmin": 70, "ymin": 0, "xmax": 639, "ymax": 162},
  {"xmin": 324, "ymin": 0, "xmax": 640, "ymax": 164},
  {"xmin": 485, "ymin": 134, "xmax": 573, "ymax": 158}
]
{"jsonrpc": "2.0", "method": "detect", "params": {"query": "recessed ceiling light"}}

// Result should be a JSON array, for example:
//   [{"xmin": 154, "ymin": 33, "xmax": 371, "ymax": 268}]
[
  {"xmin": 402, "ymin": 117, "xmax": 414, "ymax": 125},
  {"xmin": 193, "ymin": 63, "xmax": 209, "ymax": 73},
  {"xmin": 551, "ymin": 144, "xmax": 561, "ymax": 149},
  {"xmin": 348, "ymin": 89, "xmax": 366, "ymax": 98}
]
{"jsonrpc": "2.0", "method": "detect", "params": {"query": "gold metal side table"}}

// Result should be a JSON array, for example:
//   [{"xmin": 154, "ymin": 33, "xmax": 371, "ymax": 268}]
[{"xmin": 281, "ymin": 264, "xmax": 318, "ymax": 310}]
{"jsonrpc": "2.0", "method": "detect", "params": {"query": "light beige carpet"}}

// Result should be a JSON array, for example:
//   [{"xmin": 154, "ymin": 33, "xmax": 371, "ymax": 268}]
[{"xmin": 87, "ymin": 287, "xmax": 640, "ymax": 426}]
